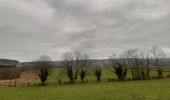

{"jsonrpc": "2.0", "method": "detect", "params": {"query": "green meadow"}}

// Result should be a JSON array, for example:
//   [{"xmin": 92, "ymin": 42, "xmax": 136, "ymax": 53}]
[{"xmin": 0, "ymin": 68, "xmax": 170, "ymax": 100}]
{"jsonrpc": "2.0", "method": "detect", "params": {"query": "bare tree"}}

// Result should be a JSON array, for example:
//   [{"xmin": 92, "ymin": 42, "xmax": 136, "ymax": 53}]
[
  {"xmin": 150, "ymin": 46, "xmax": 166, "ymax": 79},
  {"xmin": 73, "ymin": 50, "xmax": 82, "ymax": 81},
  {"xmin": 126, "ymin": 49, "xmax": 147, "ymax": 80},
  {"xmin": 62, "ymin": 52, "xmax": 75, "ymax": 83},
  {"xmin": 109, "ymin": 53, "xmax": 127, "ymax": 81},
  {"xmin": 95, "ymin": 65, "xmax": 102, "ymax": 82},
  {"xmin": 34, "ymin": 55, "xmax": 53, "ymax": 86},
  {"xmin": 79, "ymin": 54, "xmax": 90, "ymax": 82},
  {"xmin": 62, "ymin": 50, "xmax": 90, "ymax": 83},
  {"xmin": 142, "ymin": 49, "xmax": 151, "ymax": 79}
]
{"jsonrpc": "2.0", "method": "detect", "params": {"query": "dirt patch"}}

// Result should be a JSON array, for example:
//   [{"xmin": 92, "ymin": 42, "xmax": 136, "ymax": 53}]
[{"xmin": 0, "ymin": 71, "xmax": 40, "ymax": 86}]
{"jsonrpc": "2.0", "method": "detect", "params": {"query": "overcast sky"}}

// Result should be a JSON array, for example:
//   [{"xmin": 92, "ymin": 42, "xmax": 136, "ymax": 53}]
[{"xmin": 0, "ymin": 0, "xmax": 170, "ymax": 62}]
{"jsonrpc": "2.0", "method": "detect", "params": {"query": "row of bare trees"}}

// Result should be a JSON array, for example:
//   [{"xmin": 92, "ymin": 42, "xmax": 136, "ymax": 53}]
[
  {"xmin": 33, "ymin": 46, "xmax": 167, "ymax": 85},
  {"xmin": 107, "ymin": 46, "xmax": 166, "ymax": 81},
  {"xmin": 33, "ymin": 50, "xmax": 91, "ymax": 85}
]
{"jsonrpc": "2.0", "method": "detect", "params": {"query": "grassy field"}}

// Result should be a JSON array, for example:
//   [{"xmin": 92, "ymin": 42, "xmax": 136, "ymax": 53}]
[
  {"xmin": 0, "ymin": 79, "xmax": 170, "ymax": 100},
  {"xmin": 0, "ymin": 68, "xmax": 170, "ymax": 100}
]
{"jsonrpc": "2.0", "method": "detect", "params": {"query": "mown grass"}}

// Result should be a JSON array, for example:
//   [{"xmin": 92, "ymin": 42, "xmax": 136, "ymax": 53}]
[{"xmin": 0, "ymin": 68, "xmax": 170, "ymax": 100}]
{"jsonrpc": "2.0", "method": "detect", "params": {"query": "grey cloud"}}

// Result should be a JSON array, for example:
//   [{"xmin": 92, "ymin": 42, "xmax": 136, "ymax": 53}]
[{"xmin": 0, "ymin": 0, "xmax": 170, "ymax": 61}]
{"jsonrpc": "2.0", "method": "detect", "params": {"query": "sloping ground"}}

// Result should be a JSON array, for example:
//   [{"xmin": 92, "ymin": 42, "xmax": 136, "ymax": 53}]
[{"xmin": 0, "ymin": 71, "xmax": 39, "ymax": 86}]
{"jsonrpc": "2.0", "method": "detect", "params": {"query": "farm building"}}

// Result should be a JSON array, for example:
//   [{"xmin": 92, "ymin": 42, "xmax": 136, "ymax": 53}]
[{"xmin": 0, "ymin": 59, "xmax": 20, "ymax": 79}]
